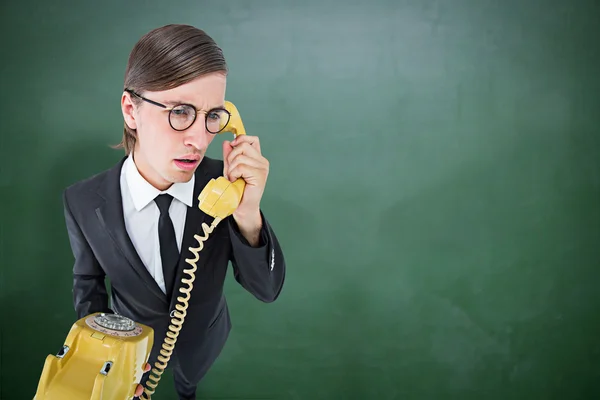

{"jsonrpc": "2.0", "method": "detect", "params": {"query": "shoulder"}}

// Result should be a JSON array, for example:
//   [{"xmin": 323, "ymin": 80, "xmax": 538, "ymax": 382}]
[{"xmin": 63, "ymin": 158, "xmax": 124, "ymax": 204}]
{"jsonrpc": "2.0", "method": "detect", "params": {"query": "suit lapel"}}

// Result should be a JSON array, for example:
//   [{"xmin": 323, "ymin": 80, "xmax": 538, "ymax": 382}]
[{"xmin": 95, "ymin": 157, "xmax": 167, "ymax": 304}]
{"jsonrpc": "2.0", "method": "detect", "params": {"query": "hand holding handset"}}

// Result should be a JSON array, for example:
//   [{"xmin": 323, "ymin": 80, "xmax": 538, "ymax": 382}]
[{"xmin": 33, "ymin": 101, "xmax": 248, "ymax": 400}]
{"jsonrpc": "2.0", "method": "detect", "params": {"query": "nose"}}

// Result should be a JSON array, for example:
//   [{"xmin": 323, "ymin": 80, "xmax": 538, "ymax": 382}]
[{"xmin": 182, "ymin": 117, "xmax": 211, "ymax": 150}]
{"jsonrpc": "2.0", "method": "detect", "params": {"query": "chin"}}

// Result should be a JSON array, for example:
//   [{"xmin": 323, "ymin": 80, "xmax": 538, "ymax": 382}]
[{"xmin": 168, "ymin": 170, "xmax": 195, "ymax": 183}]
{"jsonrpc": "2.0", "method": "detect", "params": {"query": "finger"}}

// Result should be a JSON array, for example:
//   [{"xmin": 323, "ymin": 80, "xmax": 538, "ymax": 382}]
[
  {"xmin": 228, "ymin": 164, "xmax": 269, "ymax": 186},
  {"xmin": 144, "ymin": 363, "xmax": 151, "ymax": 372},
  {"xmin": 227, "ymin": 142, "xmax": 261, "ymax": 167},
  {"xmin": 227, "ymin": 155, "xmax": 266, "ymax": 181},
  {"xmin": 222, "ymin": 140, "xmax": 234, "ymax": 177},
  {"xmin": 232, "ymin": 135, "xmax": 261, "ymax": 153},
  {"xmin": 227, "ymin": 164, "xmax": 253, "ymax": 183},
  {"xmin": 135, "ymin": 384, "xmax": 144, "ymax": 397}
]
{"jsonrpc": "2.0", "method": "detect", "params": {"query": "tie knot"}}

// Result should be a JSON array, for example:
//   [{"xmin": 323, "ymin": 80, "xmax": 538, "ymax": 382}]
[{"xmin": 154, "ymin": 194, "xmax": 173, "ymax": 214}]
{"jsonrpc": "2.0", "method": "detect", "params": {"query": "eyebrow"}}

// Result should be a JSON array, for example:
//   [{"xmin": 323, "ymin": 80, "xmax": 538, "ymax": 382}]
[
  {"xmin": 163, "ymin": 99, "xmax": 185, "ymax": 106},
  {"xmin": 163, "ymin": 100, "xmax": 225, "ymax": 110}
]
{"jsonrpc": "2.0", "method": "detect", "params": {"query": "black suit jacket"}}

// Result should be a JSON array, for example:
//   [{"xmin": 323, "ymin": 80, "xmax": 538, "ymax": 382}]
[{"xmin": 62, "ymin": 155, "xmax": 286, "ymax": 383}]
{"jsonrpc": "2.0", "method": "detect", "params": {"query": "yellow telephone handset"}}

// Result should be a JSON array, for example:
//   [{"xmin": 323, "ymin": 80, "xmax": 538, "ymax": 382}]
[
  {"xmin": 197, "ymin": 100, "xmax": 247, "ymax": 219},
  {"xmin": 33, "ymin": 101, "xmax": 248, "ymax": 400}
]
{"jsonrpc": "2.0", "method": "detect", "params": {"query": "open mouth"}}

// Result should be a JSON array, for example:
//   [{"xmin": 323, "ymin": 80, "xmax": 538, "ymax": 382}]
[{"xmin": 174, "ymin": 158, "xmax": 199, "ymax": 170}]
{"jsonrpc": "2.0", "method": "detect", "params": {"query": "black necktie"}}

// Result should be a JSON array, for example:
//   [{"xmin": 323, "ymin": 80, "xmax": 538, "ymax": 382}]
[{"xmin": 154, "ymin": 194, "xmax": 179, "ymax": 298}]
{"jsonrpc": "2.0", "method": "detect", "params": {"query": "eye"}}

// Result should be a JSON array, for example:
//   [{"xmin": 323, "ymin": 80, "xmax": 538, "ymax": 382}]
[
  {"xmin": 171, "ymin": 105, "xmax": 193, "ymax": 116},
  {"xmin": 209, "ymin": 108, "xmax": 229, "ymax": 120}
]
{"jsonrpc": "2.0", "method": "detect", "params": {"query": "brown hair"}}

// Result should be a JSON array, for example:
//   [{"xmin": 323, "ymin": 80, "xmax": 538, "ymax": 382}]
[{"xmin": 115, "ymin": 24, "xmax": 228, "ymax": 154}]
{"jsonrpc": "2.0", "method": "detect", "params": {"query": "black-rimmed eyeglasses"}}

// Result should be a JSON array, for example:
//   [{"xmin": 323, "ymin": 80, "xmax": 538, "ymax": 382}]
[{"xmin": 124, "ymin": 89, "xmax": 231, "ymax": 133}]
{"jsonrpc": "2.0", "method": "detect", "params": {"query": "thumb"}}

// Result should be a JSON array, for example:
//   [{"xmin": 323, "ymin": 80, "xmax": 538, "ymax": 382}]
[{"xmin": 222, "ymin": 140, "xmax": 233, "ymax": 178}]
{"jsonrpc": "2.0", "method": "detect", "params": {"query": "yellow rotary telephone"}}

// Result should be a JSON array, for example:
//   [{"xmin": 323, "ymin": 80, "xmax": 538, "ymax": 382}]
[{"xmin": 33, "ymin": 101, "xmax": 247, "ymax": 400}]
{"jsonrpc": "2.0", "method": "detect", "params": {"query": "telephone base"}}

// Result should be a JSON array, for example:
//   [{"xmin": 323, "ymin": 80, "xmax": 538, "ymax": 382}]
[{"xmin": 33, "ymin": 312, "xmax": 153, "ymax": 400}]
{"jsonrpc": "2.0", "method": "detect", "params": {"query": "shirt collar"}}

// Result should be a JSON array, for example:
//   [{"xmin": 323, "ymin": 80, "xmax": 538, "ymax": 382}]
[{"xmin": 124, "ymin": 154, "xmax": 195, "ymax": 211}]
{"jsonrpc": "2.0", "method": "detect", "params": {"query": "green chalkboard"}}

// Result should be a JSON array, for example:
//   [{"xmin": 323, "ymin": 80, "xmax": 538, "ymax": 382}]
[{"xmin": 1, "ymin": 0, "xmax": 599, "ymax": 399}]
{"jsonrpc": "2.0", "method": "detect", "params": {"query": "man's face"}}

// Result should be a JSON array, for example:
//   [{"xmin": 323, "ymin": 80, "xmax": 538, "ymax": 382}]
[{"xmin": 121, "ymin": 72, "xmax": 227, "ymax": 190}]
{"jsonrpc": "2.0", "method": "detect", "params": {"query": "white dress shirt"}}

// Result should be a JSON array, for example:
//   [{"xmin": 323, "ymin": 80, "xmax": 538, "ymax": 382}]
[{"xmin": 120, "ymin": 155, "xmax": 195, "ymax": 294}]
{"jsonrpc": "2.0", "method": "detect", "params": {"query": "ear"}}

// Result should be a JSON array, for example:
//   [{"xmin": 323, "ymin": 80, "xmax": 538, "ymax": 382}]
[{"xmin": 121, "ymin": 91, "xmax": 138, "ymax": 130}]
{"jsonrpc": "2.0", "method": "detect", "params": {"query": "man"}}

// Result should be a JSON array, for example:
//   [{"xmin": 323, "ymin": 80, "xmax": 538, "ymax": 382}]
[{"xmin": 62, "ymin": 24, "xmax": 286, "ymax": 400}]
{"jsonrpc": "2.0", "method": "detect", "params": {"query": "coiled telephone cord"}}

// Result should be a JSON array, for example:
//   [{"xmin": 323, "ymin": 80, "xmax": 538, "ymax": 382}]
[{"xmin": 140, "ymin": 217, "xmax": 223, "ymax": 399}]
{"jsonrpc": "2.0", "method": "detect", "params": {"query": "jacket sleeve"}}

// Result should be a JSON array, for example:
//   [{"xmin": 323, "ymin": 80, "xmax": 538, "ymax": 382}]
[
  {"xmin": 63, "ymin": 189, "xmax": 113, "ymax": 319},
  {"xmin": 227, "ymin": 210, "xmax": 286, "ymax": 303}
]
